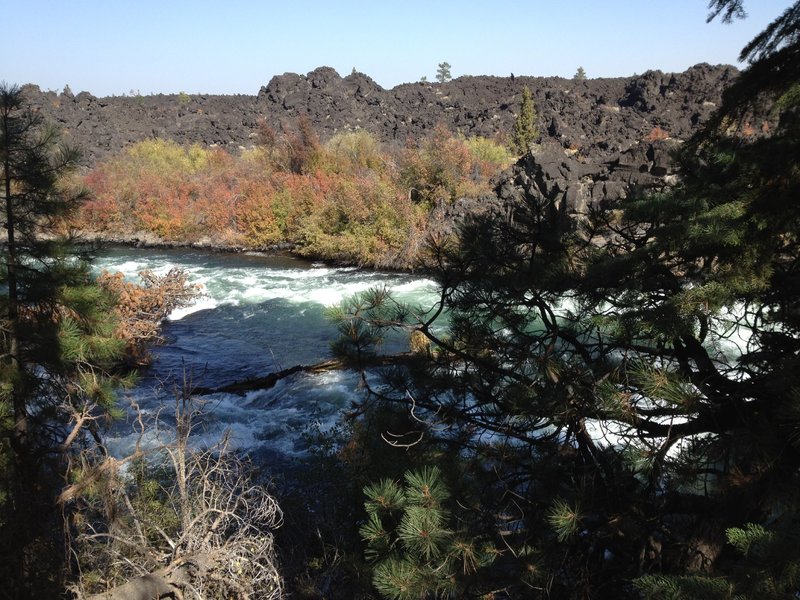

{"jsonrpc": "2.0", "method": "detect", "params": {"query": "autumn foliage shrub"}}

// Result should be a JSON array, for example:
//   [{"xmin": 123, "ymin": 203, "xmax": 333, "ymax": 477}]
[
  {"xmin": 321, "ymin": 130, "xmax": 385, "ymax": 175},
  {"xmin": 297, "ymin": 173, "xmax": 426, "ymax": 266},
  {"xmin": 80, "ymin": 140, "xmax": 245, "ymax": 242},
  {"xmin": 76, "ymin": 123, "xmax": 510, "ymax": 266},
  {"xmin": 398, "ymin": 125, "xmax": 513, "ymax": 205},
  {"xmin": 644, "ymin": 126, "xmax": 670, "ymax": 142}
]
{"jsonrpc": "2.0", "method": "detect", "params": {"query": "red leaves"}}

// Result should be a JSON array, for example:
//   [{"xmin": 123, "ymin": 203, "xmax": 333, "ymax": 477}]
[{"xmin": 75, "ymin": 125, "xmax": 509, "ymax": 265}]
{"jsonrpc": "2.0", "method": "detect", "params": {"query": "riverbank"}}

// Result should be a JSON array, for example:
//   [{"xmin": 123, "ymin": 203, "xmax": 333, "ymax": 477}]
[
  {"xmin": 77, "ymin": 229, "xmax": 298, "ymax": 256},
  {"xmin": 75, "ymin": 228, "xmax": 432, "ymax": 272}
]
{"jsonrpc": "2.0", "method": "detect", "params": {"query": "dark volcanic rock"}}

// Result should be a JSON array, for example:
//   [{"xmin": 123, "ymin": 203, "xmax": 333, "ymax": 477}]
[
  {"xmin": 489, "ymin": 137, "xmax": 682, "ymax": 229},
  {"xmin": 23, "ymin": 63, "xmax": 737, "ymax": 165}
]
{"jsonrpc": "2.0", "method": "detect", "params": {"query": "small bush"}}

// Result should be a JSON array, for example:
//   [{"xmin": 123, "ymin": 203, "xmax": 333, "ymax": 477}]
[
  {"xmin": 644, "ymin": 126, "xmax": 670, "ymax": 141},
  {"xmin": 322, "ymin": 130, "xmax": 384, "ymax": 175}
]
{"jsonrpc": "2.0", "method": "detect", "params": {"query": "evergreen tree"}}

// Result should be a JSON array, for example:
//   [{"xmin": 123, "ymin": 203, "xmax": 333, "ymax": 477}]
[
  {"xmin": 436, "ymin": 62, "xmax": 452, "ymax": 83},
  {"xmin": 0, "ymin": 83, "xmax": 125, "ymax": 598},
  {"xmin": 331, "ymin": 2, "xmax": 800, "ymax": 597},
  {"xmin": 573, "ymin": 66, "xmax": 587, "ymax": 80},
  {"xmin": 361, "ymin": 466, "xmax": 497, "ymax": 600},
  {"xmin": 511, "ymin": 86, "xmax": 538, "ymax": 155}
]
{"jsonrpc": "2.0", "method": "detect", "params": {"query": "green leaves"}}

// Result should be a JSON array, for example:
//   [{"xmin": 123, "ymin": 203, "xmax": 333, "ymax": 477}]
[
  {"xmin": 0, "ymin": 84, "xmax": 134, "ymax": 596},
  {"xmin": 511, "ymin": 86, "xmax": 539, "ymax": 155},
  {"xmin": 636, "ymin": 521, "xmax": 800, "ymax": 599},
  {"xmin": 361, "ymin": 466, "xmax": 495, "ymax": 599},
  {"xmin": 364, "ymin": 477, "xmax": 407, "ymax": 514},
  {"xmin": 327, "ymin": 286, "xmax": 416, "ymax": 363},
  {"xmin": 634, "ymin": 574, "xmax": 737, "ymax": 600},
  {"xmin": 397, "ymin": 505, "xmax": 450, "ymax": 561},
  {"xmin": 726, "ymin": 522, "xmax": 771, "ymax": 558},
  {"xmin": 547, "ymin": 498, "xmax": 582, "ymax": 543},
  {"xmin": 403, "ymin": 466, "xmax": 450, "ymax": 508}
]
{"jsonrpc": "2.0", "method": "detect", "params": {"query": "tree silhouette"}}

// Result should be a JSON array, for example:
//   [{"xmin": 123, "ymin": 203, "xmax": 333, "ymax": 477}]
[{"xmin": 332, "ymin": 2, "xmax": 800, "ymax": 596}]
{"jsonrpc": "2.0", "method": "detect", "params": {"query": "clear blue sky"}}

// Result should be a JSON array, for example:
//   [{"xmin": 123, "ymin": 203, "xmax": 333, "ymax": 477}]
[{"xmin": 2, "ymin": 1, "xmax": 792, "ymax": 96}]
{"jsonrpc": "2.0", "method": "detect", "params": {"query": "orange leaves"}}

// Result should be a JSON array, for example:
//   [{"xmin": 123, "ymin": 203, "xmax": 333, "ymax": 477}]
[
  {"xmin": 97, "ymin": 269, "xmax": 202, "ymax": 365},
  {"xmin": 75, "ymin": 124, "xmax": 508, "ymax": 266},
  {"xmin": 644, "ymin": 126, "xmax": 670, "ymax": 142},
  {"xmin": 79, "ymin": 141, "xmax": 249, "ymax": 242}
]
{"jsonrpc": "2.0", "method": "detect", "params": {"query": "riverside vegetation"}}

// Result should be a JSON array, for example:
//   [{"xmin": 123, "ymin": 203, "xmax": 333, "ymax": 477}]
[
  {"xmin": 0, "ymin": 84, "xmax": 282, "ymax": 599},
  {"xmin": 73, "ymin": 122, "xmax": 515, "ymax": 268},
  {"xmin": 0, "ymin": 79, "xmax": 518, "ymax": 598}
]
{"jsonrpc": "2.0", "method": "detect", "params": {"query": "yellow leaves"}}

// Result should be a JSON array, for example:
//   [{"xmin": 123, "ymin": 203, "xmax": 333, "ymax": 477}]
[
  {"xmin": 77, "ymin": 128, "xmax": 506, "ymax": 266},
  {"xmin": 125, "ymin": 139, "xmax": 211, "ymax": 176},
  {"xmin": 463, "ymin": 136, "xmax": 515, "ymax": 175},
  {"xmin": 323, "ymin": 130, "xmax": 384, "ymax": 174}
]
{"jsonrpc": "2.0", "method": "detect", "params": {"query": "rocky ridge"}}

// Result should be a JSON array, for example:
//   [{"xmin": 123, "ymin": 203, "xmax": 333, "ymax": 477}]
[{"xmin": 25, "ymin": 63, "xmax": 736, "ymax": 166}]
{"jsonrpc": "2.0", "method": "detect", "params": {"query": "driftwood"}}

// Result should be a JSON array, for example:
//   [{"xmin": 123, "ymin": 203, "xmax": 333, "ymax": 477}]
[
  {"xmin": 84, "ymin": 550, "xmax": 275, "ymax": 600},
  {"xmin": 85, "ymin": 559, "xmax": 192, "ymax": 600},
  {"xmin": 191, "ymin": 353, "xmax": 416, "ymax": 396}
]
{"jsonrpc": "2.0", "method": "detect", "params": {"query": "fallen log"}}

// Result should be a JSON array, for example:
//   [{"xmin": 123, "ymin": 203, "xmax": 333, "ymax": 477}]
[{"xmin": 191, "ymin": 353, "xmax": 416, "ymax": 395}]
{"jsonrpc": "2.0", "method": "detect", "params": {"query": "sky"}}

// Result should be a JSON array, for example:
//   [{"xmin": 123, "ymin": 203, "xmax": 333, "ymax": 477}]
[{"xmin": 1, "ymin": 1, "xmax": 793, "ymax": 97}]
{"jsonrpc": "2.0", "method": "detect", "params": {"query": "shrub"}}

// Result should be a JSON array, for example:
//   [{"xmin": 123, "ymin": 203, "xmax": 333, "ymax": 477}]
[
  {"xmin": 398, "ymin": 125, "xmax": 472, "ymax": 205},
  {"xmin": 297, "ymin": 174, "xmax": 422, "ymax": 266},
  {"xmin": 76, "ymin": 127, "xmax": 506, "ymax": 266},
  {"xmin": 463, "ymin": 136, "xmax": 515, "ymax": 179},
  {"xmin": 321, "ymin": 130, "xmax": 384, "ymax": 175},
  {"xmin": 644, "ymin": 126, "xmax": 670, "ymax": 141}
]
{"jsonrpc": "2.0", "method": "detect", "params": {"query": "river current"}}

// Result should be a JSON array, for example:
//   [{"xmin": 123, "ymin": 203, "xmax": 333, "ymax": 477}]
[{"xmin": 93, "ymin": 247, "xmax": 438, "ymax": 463}]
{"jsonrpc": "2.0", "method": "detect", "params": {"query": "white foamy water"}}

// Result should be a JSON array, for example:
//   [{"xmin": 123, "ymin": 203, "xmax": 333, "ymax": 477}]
[
  {"xmin": 94, "ymin": 247, "xmax": 439, "ymax": 461},
  {"xmin": 96, "ymin": 247, "xmax": 744, "ymax": 467},
  {"xmin": 95, "ymin": 248, "xmax": 438, "ymax": 320}
]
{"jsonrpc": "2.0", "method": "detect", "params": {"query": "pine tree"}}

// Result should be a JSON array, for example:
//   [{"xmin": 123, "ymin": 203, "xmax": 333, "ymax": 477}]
[
  {"xmin": 361, "ymin": 466, "xmax": 497, "ymax": 599},
  {"xmin": 436, "ymin": 62, "xmax": 452, "ymax": 83},
  {"xmin": 511, "ymin": 86, "xmax": 538, "ymax": 154},
  {"xmin": 332, "ymin": 2, "xmax": 800, "ymax": 596},
  {"xmin": 0, "ymin": 83, "xmax": 126, "ymax": 598},
  {"xmin": 573, "ymin": 66, "xmax": 587, "ymax": 80}
]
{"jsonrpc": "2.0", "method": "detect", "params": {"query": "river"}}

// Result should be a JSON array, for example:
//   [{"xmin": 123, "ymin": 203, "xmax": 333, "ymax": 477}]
[{"xmin": 93, "ymin": 247, "xmax": 439, "ymax": 465}]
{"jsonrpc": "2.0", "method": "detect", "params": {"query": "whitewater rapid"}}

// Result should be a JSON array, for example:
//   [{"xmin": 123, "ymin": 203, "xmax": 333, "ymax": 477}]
[{"xmin": 93, "ymin": 247, "xmax": 439, "ymax": 462}]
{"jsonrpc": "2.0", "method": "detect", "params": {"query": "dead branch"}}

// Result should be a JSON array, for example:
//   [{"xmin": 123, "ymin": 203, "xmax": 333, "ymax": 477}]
[{"xmin": 68, "ymin": 390, "xmax": 282, "ymax": 600}]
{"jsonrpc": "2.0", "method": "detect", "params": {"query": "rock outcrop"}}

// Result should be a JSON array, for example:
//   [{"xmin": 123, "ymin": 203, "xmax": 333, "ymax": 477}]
[
  {"xmin": 430, "ymin": 134, "xmax": 683, "ymax": 244},
  {"xmin": 496, "ymin": 137, "xmax": 682, "ymax": 222},
  {"xmin": 23, "ymin": 63, "xmax": 737, "ymax": 165}
]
